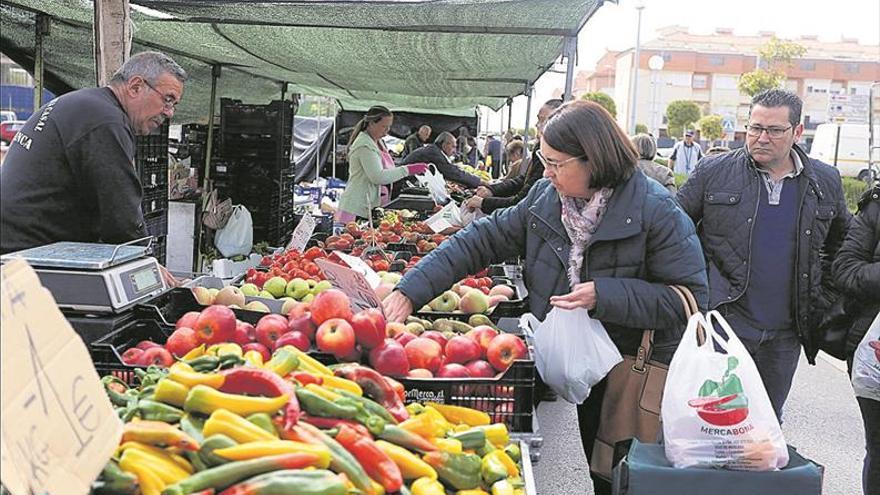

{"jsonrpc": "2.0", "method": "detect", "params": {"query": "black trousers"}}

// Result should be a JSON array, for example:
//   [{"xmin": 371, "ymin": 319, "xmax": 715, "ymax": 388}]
[{"xmin": 577, "ymin": 378, "xmax": 612, "ymax": 495}]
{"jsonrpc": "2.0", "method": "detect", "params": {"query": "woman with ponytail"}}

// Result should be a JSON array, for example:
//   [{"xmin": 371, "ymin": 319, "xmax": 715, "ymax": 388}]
[{"xmin": 337, "ymin": 106, "xmax": 428, "ymax": 221}]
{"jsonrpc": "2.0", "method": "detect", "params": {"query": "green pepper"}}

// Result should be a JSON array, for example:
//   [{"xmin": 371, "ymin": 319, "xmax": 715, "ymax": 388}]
[
  {"xmin": 504, "ymin": 443, "xmax": 522, "ymax": 464},
  {"xmin": 246, "ymin": 413, "xmax": 279, "ymax": 437},
  {"xmin": 136, "ymin": 399, "xmax": 184, "ymax": 423},
  {"xmin": 180, "ymin": 413, "xmax": 206, "ymax": 444},
  {"xmin": 448, "ymin": 428, "xmax": 486, "ymax": 450},
  {"xmin": 90, "ymin": 459, "xmax": 138, "ymax": 495},
  {"xmin": 334, "ymin": 388, "xmax": 398, "ymax": 425},
  {"xmin": 476, "ymin": 439, "xmax": 497, "ymax": 457},
  {"xmin": 161, "ymin": 453, "xmax": 326, "ymax": 495},
  {"xmin": 481, "ymin": 450, "xmax": 509, "ymax": 485},
  {"xmin": 422, "ymin": 451, "xmax": 482, "ymax": 490},
  {"xmin": 376, "ymin": 424, "xmax": 438, "ymax": 454},
  {"xmin": 295, "ymin": 423, "xmax": 374, "ymax": 495},
  {"xmin": 295, "ymin": 387, "xmax": 385, "ymax": 436},
  {"xmin": 219, "ymin": 468, "xmax": 347, "ymax": 495},
  {"xmin": 101, "ymin": 376, "xmax": 132, "ymax": 407},
  {"xmin": 199, "ymin": 434, "xmax": 238, "ymax": 467},
  {"xmin": 185, "ymin": 355, "xmax": 220, "ymax": 372},
  {"xmin": 135, "ymin": 365, "xmax": 168, "ymax": 387}
]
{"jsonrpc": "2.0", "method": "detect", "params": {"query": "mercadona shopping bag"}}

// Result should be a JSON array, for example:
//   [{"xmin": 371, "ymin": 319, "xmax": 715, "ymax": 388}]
[
  {"xmin": 214, "ymin": 205, "xmax": 254, "ymax": 258},
  {"xmin": 852, "ymin": 312, "xmax": 880, "ymax": 402},
  {"xmin": 662, "ymin": 310, "xmax": 789, "ymax": 471},
  {"xmin": 533, "ymin": 307, "xmax": 622, "ymax": 404}
]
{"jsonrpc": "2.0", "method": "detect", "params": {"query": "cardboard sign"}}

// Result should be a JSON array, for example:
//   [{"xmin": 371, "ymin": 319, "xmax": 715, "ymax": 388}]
[
  {"xmin": 334, "ymin": 251, "xmax": 382, "ymax": 289},
  {"xmin": 287, "ymin": 214, "xmax": 317, "ymax": 252},
  {"xmin": 426, "ymin": 201, "xmax": 462, "ymax": 233},
  {"xmin": 314, "ymin": 258, "xmax": 382, "ymax": 313},
  {"xmin": 0, "ymin": 260, "xmax": 122, "ymax": 495}
]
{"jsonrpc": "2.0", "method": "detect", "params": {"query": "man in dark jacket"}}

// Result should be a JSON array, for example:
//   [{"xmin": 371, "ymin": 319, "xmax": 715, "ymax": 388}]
[
  {"xmin": 467, "ymin": 99, "xmax": 563, "ymax": 214},
  {"xmin": 402, "ymin": 125, "xmax": 431, "ymax": 158},
  {"xmin": 400, "ymin": 131, "xmax": 485, "ymax": 188},
  {"xmin": 677, "ymin": 89, "xmax": 851, "ymax": 421}
]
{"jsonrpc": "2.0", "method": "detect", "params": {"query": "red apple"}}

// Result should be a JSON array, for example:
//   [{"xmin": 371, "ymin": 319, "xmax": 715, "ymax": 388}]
[
  {"xmin": 350, "ymin": 308, "xmax": 386, "ymax": 349},
  {"xmin": 316, "ymin": 318, "xmax": 356, "ymax": 359},
  {"xmin": 255, "ymin": 314, "xmax": 289, "ymax": 350},
  {"xmin": 336, "ymin": 344, "xmax": 363, "ymax": 363},
  {"xmin": 394, "ymin": 331, "xmax": 417, "ymax": 347},
  {"xmin": 232, "ymin": 321, "xmax": 253, "ymax": 346},
  {"xmin": 421, "ymin": 330, "xmax": 449, "ymax": 351},
  {"xmin": 310, "ymin": 289, "xmax": 353, "ymax": 326},
  {"xmin": 288, "ymin": 312, "xmax": 318, "ymax": 341},
  {"xmin": 194, "ymin": 305, "xmax": 237, "ymax": 344},
  {"xmin": 385, "ymin": 322, "xmax": 407, "ymax": 338},
  {"xmin": 165, "ymin": 327, "xmax": 199, "ymax": 357},
  {"xmin": 445, "ymin": 335, "xmax": 482, "ymax": 364},
  {"xmin": 437, "ymin": 363, "xmax": 473, "ymax": 378},
  {"xmin": 138, "ymin": 347, "xmax": 174, "ymax": 367},
  {"xmin": 242, "ymin": 342, "xmax": 271, "ymax": 362},
  {"xmin": 121, "ymin": 347, "xmax": 144, "ymax": 365},
  {"xmin": 274, "ymin": 331, "xmax": 310, "ymax": 352},
  {"xmin": 369, "ymin": 339, "xmax": 410, "ymax": 377},
  {"xmin": 287, "ymin": 301, "xmax": 311, "ymax": 319},
  {"xmin": 176, "ymin": 311, "xmax": 200, "ymax": 330},
  {"xmin": 465, "ymin": 359, "xmax": 496, "ymax": 378},
  {"xmin": 486, "ymin": 334, "xmax": 528, "ymax": 372},
  {"xmin": 404, "ymin": 338, "xmax": 443, "ymax": 374},
  {"xmin": 466, "ymin": 325, "xmax": 499, "ymax": 358},
  {"xmin": 136, "ymin": 340, "xmax": 162, "ymax": 351},
  {"xmin": 408, "ymin": 368, "xmax": 434, "ymax": 378}
]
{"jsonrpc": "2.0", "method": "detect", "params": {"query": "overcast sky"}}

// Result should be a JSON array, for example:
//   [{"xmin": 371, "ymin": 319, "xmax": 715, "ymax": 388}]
[{"xmin": 482, "ymin": 0, "xmax": 880, "ymax": 131}]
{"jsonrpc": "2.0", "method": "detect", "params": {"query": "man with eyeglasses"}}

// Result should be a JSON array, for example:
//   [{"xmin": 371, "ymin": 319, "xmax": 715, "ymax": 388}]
[
  {"xmin": 677, "ymin": 88, "xmax": 851, "ymax": 421},
  {"xmin": 1, "ymin": 52, "xmax": 186, "ymax": 268}
]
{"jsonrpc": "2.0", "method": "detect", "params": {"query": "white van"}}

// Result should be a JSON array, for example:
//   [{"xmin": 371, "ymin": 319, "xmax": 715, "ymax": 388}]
[
  {"xmin": 0, "ymin": 111, "xmax": 16, "ymax": 123},
  {"xmin": 809, "ymin": 123, "xmax": 880, "ymax": 181}
]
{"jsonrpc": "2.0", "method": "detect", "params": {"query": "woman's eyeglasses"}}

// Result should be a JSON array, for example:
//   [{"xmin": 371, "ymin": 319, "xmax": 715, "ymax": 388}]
[{"xmin": 536, "ymin": 149, "xmax": 585, "ymax": 170}]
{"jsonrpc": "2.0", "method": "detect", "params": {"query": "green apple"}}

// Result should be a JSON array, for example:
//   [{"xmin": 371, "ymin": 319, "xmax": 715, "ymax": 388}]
[
  {"xmin": 264, "ymin": 276, "xmax": 288, "ymax": 298},
  {"xmin": 312, "ymin": 280, "xmax": 333, "ymax": 295},
  {"xmin": 240, "ymin": 283, "xmax": 260, "ymax": 297},
  {"xmin": 301, "ymin": 293, "xmax": 315, "ymax": 303},
  {"xmin": 285, "ymin": 277, "xmax": 310, "ymax": 299},
  {"xmin": 307, "ymin": 279, "xmax": 318, "ymax": 289},
  {"xmin": 244, "ymin": 300, "xmax": 270, "ymax": 313},
  {"xmin": 257, "ymin": 289, "xmax": 276, "ymax": 299},
  {"xmin": 428, "ymin": 290, "xmax": 460, "ymax": 312}
]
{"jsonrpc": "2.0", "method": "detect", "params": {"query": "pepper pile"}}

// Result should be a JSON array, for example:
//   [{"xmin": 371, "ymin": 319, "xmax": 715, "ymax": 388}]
[{"xmin": 93, "ymin": 345, "xmax": 529, "ymax": 495}]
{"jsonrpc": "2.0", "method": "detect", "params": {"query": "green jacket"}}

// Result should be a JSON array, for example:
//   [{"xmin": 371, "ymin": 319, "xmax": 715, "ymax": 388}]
[{"xmin": 338, "ymin": 132, "xmax": 409, "ymax": 218}]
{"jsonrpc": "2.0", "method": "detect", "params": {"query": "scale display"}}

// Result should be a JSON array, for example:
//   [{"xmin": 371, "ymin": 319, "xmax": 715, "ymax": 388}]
[{"xmin": 130, "ymin": 266, "xmax": 162, "ymax": 292}]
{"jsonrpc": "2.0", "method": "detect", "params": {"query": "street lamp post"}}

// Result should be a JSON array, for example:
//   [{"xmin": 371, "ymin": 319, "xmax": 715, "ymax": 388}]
[
  {"xmin": 648, "ymin": 55, "xmax": 665, "ymax": 136},
  {"xmin": 628, "ymin": 1, "xmax": 645, "ymax": 135}
]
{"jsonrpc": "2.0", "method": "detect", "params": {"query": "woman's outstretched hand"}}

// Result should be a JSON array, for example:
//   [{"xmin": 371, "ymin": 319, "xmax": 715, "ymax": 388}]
[{"xmin": 549, "ymin": 281, "xmax": 597, "ymax": 310}]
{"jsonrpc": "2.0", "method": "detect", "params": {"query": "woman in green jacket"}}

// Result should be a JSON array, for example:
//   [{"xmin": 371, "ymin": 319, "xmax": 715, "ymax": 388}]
[{"xmin": 337, "ymin": 106, "xmax": 428, "ymax": 221}]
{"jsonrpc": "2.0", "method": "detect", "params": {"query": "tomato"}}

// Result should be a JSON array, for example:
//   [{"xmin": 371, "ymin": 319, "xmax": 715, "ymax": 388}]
[
  {"xmin": 260, "ymin": 256, "xmax": 272, "ymax": 266},
  {"xmin": 303, "ymin": 262, "xmax": 321, "ymax": 276},
  {"xmin": 478, "ymin": 277, "xmax": 493, "ymax": 288},
  {"xmin": 293, "ymin": 269, "xmax": 310, "ymax": 280},
  {"xmin": 461, "ymin": 278, "xmax": 479, "ymax": 288},
  {"xmin": 304, "ymin": 247, "xmax": 326, "ymax": 261},
  {"xmin": 373, "ymin": 260, "xmax": 390, "ymax": 272},
  {"xmin": 283, "ymin": 261, "xmax": 299, "ymax": 273}
]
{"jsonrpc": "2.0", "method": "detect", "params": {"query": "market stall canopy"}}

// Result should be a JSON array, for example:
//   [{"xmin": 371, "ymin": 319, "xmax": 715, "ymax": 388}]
[{"xmin": 0, "ymin": 0, "xmax": 605, "ymax": 122}]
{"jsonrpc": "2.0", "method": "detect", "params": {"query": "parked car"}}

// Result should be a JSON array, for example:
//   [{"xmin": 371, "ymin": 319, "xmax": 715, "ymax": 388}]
[{"xmin": 0, "ymin": 120, "xmax": 25, "ymax": 145}]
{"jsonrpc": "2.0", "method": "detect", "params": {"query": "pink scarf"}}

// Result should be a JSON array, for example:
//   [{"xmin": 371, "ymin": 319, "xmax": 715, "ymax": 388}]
[{"xmin": 560, "ymin": 188, "xmax": 613, "ymax": 286}]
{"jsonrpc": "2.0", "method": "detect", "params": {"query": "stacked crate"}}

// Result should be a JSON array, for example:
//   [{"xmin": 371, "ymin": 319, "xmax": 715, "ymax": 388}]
[
  {"xmin": 181, "ymin": 123, "xmax": 220, "ymax": 184},
  {"xmin": 215, "ymin": 99, "xmax": 296, "ymax": 246},
  {"xmin": 136, "ymin": 121, "xmax": 169, "ymax": 264}
]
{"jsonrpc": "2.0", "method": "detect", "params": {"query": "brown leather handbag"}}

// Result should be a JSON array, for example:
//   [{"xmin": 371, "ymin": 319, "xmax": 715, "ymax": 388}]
[{"xmin": 590, "ymin": 285, "xmax": 700, "ymax": 480}]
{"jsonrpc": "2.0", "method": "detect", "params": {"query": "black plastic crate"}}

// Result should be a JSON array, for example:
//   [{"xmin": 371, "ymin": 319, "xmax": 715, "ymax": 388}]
[
  {"xmin": 413, "ymin": 277, "xmax": 528, "ymax": 323},
  {"xmin": 134, "ymin": 288, "xmax": 268, "ymax": 328},
  {"xmin": 220, "ymin": 98, "xmax": 294, "ymax": 136},
  {"xmin": 142, "ymin": 185, "xmax": 168, "ymax": 214},
  {"xmin": 150, "ymin": 236, "xmax": 167, "ymax": 264},
  {"xmin": 90, "ymin": 318, "xmax": 172, "ymax": 385},
  {"xmin": 144, "ymin": 210, "xmax": 168, "ymax": 237}
]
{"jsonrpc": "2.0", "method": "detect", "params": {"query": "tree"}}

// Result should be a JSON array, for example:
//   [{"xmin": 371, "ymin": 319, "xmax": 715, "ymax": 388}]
[
  {"xmin": 666, "ymin": 100, "xmax": 701, "ymax": 138},
  {"xmin": 581, "ymin": 92, "xmax": 617, "ymax": 118},
  {"xmin": 697, "ymin": 115, "xmax": 724, "ymax": 142},
  {"xmin": 635, "ymin": 123, "xmax": 648, "ymax": 134},
  {"xmin": 737, "ymin": 37, "xmax": 807, "ymax": 97}
]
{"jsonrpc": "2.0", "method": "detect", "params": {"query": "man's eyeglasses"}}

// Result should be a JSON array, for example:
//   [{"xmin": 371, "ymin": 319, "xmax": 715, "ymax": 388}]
[
  {"xmin": 143, "ymin": 79, "xmax": 179, "ymax": 111},
  {"xmin": 746, "ymin": 124, "xmax": 792, "ymax": 139},
  {"xmin": 536, "ymin": 149, "xmax": 585, "ymax": 170}
]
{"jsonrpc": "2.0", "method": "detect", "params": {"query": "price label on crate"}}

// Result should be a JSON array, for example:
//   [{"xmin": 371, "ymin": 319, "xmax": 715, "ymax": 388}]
[
  {"xmin": 334, "ymin": 251, "xmax": 382, "ymax": 289},
  {"xmin": 287, "ymin": 214, "xmax": 317, "ymax": 253},
  {"xmin": 314, "ymin": 258, "xmax": 382, "ymax": 313}
]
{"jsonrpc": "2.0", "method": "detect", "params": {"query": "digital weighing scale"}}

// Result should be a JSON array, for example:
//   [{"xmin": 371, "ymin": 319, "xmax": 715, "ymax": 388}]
[{"xmin": 1, "ymin": 240, "xmax": 168, "ymax": 313}]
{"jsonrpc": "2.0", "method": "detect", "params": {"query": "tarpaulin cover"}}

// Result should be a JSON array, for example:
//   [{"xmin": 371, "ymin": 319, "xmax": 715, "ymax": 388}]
[
  {"xmin": 0, "ymin": 0, "xmax": 604, "ymax": 121},
  {"xmin": 293, "ymin": 115, "xmax": 335, "ymax": 183}
]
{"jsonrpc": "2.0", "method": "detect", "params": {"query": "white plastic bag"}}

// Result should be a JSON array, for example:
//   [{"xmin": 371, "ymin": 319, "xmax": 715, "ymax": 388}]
[
  {"xmin": 416, "ymin": 164, "xmax": 451, "ymax": 205},
  {"xmin": 662, "ymin": 310, "xmax": 789, "ymax": 471},
  {"xmin": 531, "ymin": 307, "xmax": 622, "ymax": 404},
  {"xmin": 214, "ymin": 205, "xmax": 253, "ymax": 258},
  {"xmin": 852, "ymin": 312, "xmax": 880, "ymax": 401}
]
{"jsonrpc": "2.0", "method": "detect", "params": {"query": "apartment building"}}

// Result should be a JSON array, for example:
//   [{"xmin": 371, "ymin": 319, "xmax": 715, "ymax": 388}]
[{"xmin": 576, "ymin": 26, "xmax": 879, "ymax": 143}]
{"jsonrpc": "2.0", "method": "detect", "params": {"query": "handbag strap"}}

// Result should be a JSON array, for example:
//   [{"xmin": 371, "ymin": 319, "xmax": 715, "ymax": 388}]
[{"xmin": 633, "ymin": 285, "xmax": 699, "ymax": 372}]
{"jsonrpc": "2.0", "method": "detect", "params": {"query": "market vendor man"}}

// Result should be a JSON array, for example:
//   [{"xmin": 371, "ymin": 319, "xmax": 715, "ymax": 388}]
[
  {"xmin": 0, "ymin": 51, "xmax": 186, "ymax": 285},
  {"xmin": 400, "ymin": 131, "xmax": 487, "ymax": 189}
]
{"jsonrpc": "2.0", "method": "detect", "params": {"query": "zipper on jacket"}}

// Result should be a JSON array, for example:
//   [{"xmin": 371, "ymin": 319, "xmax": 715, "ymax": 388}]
[
  {"xmin": 791, "ymin": 180, "xmax": 816, "ymax": 339},
  {"xmin": 719, "ymin": 169, "xmax": 761, "ymax": 309}
]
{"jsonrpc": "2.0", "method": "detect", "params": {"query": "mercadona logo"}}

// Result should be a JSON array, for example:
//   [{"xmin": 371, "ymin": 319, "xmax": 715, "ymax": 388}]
[{"xmin": 687, "ymin": 356, "xmax": 750, "ymax": 426}]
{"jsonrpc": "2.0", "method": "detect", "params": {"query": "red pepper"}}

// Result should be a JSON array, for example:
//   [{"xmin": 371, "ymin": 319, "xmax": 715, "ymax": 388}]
[
  {"xmin": 334, "ymin": 424, "xmax": 403, "ymax": 493},
  {"xmin": 385, "ymin": 376, "xmax": 406, "ymax": 403},
  {"xmin": 289, "ymin": 371, "xmax": 323, "ymax": 386},
  {"xmin": 333, "ymin": 365, "xmax": 409, "ymax": 423},
  {"xmin": 219, "ymin": 368, "xmax": 300, "ymax": 428},
  {"xmin": 300, "ymin": 414, "xmax": 372, "ymax": 438}
]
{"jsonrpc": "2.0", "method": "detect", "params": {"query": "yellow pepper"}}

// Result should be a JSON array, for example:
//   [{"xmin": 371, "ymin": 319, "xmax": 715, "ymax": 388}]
[
  {"xmin": 406, "ymin": 403, "xmax": 426, "ymax": 416},
  {"xmin": 400, "ymin": 407, "xmax": 451, "ymax": 438},
  {"xmin": 243, "ymin": 350, "xmax": 264, "ymax": 367},
  {"xmin": 491, "ymin": 480, "xmax": 515, "ymax": 495},
  {"xmin": 475, "ymin": 423, "xmax": 509, "ymax": 448},
  {"xmin": 181, "ymin": 344, "xmax": 205, "ymax": 361},
  {"xmin": 370, "ymin": 479, "xmax": 386, "ymax": 495},
  {"xmin": 375, "ymin": 440, "xmax": 437, "ymax": 480},
  {"xmin": 116, "ymin": 441, "xmax": 193, "ymax": 474},
  {"xmin": 119, "ymin": 448, "xmax": 188, "ymax": 484},
  {"xmin": 487, "ymin": 450, "xmax": 519, "ymax": 477},
  {"xmin": 411, "ymin": 477, "xmax": 446, "ymax": 495},
  {"xmin": 304, "ymin": 383, "xmax": 343, "ymax": 402},
  {"xmin": 207, "ymin": 342, "xmax": 243, "ymax": 357},
  {"xmin": 264, "ymin": 346, "xmax": 300, "ymax": 377},
  {"xmin": 456, "ymin": 490, "xmax": 490, "ymax": 495},
  {"xmin": 183, "ymin": 384, "xmax": 289, "ymax": 416},
  {"xmin": 118, "ymin": 456, "xmax": 165, "ymax": 495},
  {"xmin": 280, "ymin": 345, "xmax": 334, "ymax": 376},
  {"xmin": 203, "ymin": 408, "xmax": 277, "ymax": 443},
  {"xmin": 322, "ymin": 375, "xmax": 363, "ymax": 396},
  {"xmin": 152, "ymin": 378, "xmax": 190, "ymax": 408},
  {"xmin": 429, "ymin": 437, "xmax": 463, "ymax": 454},
  {"xmin": 426, "ymin": 403, "xmax": 490, "ymax": 427},
  {"xmin": 213, "ymin": 440, "xmax": 331, "ymax": 467},
  {"xmin": 168, "ymin": 362, "xmax": 225, "ymax": 388}
]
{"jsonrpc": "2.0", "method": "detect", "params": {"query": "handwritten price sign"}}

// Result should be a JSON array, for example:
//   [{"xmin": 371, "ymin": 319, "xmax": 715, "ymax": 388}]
[
  {"xmin": 287, "ymin": 214, "xmax": 317, "ymax": 253},
  {"xmin": 314, "ymin": 258, "xmax": 382, "ymax": 313}
]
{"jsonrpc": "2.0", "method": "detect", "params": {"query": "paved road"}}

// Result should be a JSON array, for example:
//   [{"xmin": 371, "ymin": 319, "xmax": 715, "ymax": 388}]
[{"xmin": 531, "ymin": 352, "xmax": 865, "ymax": 494}]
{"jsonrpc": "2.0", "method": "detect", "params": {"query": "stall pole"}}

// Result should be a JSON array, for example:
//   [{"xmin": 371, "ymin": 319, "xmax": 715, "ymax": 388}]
[
  {"xmin": 522, "ymin": 83, "xmax": 533, "ymax": 151},
  {"xmin": 628, "ymin": 3, "xmax": 645, "ymax": 134},
  {"xmin": 315, "ymin": 97, "xmax": 322, "ymax": 182},
  {"xmin": 203, "ymin": 64, "xmax": 221, "ymax": 186},
  {"xmin": 332, "ymin": 99, "xmax": 338, "ymax": 178},
  {"xmin": 93, "ymin": 0, "xmax": 130, "ymax": 86},
  {"xmin": 507, "ymin": 98, "xmax": 513, "ymax": 134},
  {"xmin": 33, "ymin": 15, "xmax": 50, "ymax": 112},
  {"xmin": 563, "ymin": 36, "xmax": 577, "ymax": 102},
  {"xmin": 280, "ymin": 82, "xmax": 288, "ymax": 101}
]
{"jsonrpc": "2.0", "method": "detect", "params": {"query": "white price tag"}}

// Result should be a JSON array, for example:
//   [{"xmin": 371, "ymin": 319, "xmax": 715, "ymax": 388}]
[
  {"xmin": 335, "ymin": 251, "xmax": 382, "ymax": 289},
  {"xmin": 314, "ymin": 258, "xmax": 382, "ymax": 313},
  {"xmin": 287, "ymin": 214, "xmax": 317, "ymax": 252}
]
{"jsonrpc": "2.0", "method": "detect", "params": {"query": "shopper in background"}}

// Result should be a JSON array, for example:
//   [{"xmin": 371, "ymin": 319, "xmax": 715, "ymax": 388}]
[
  {"xmin": 385, "ymin": 100, "xmax": 708, "ymax": 495},
  {"xmin": 467, "ymin": 98, "xmax": 563, "ymax": 214},
  {"xmin": 400, "ymin": 131, "xmax": 486, "ymax": 188},
  {"xmin": 677, "ymin": 88, "xmax": 851, "ymax": 422},
  {"xmin": 500, "ymin": 139, "xmax": 525, "ymax": 180},
  {"xmin": 831, "ymin": 182, "xmax": 880, "ymax": 495},
  {"xmin": 337, "ymin": 106, "xmax": 428, "ymax": 221},
  {"xmin": 669, "ymin": 129, "xmax": 703, "ymax": 176},
  {"xmin": 402, "ymin": 124, "xmax": 431, "ymax": 158},
  {"xmin": 484, "ymin": 134, "xmax": 503, "ymax": 179},
  {"xmin": 464, "ymin": 136, "xmax": 483, "ymax": 166},
  {"xmin": 631, "ymin": 133, "xmax": 676, "ymax": 194}
]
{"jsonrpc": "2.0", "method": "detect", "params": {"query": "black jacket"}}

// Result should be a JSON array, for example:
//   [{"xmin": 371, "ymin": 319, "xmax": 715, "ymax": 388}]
[
  {"xmin": 832, "ymin": 184, "xmax": 880, "ymax": 355},
  {"xmin": 482, "ymin": 147, "xmax": 545, "ymax": 214},
  {"xmin": 676, "ymin": 145, "xmax": 852, "ymax": 363},
  {"xmin": 400, "ymin": 144, "xmax": 482, "ymax": 188}
]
